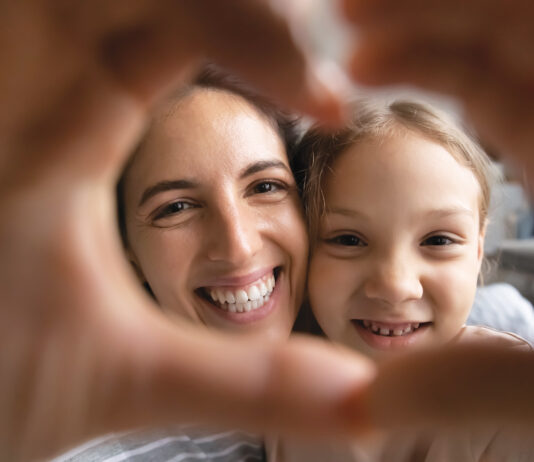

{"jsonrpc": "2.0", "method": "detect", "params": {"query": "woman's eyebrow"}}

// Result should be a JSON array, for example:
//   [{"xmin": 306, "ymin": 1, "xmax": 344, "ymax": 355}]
[
  {"xmin": 239, "ymin": 160, "xmax": 290, "ymax": 179},
  {"xmin": 138, "ymin": 179, "xmax": 198, "ymax": 207}
]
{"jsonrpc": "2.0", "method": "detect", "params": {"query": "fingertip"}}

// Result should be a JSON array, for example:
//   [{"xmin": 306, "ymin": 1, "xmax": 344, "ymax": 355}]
[{"xmin": 300, "ymin": 61, "xmax": 354, "ymax": 126}]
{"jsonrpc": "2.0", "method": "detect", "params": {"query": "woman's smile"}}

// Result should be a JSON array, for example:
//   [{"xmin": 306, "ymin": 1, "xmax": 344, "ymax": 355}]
[{"xmin": 195, "ymin": 267, "xmax": 283, "ymax": 324}]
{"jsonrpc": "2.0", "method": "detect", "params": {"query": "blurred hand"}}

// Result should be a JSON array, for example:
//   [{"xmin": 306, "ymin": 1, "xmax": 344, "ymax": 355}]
[
  {"xmin": 0, "ymin": 2, "xmax": 370, "ymax": 460},
  {"xmin": 343, "ymin": 0, "xmax": 534, "ymax": 181}
]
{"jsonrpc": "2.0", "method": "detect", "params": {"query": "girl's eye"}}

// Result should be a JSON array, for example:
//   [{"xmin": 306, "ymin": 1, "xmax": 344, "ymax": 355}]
[
  {"xmin": 153, "ymin": 201, "xmax": 195, "ymax": 221},
  {"xmin": 329, "ymin": 234, "xmax": 367, "ymax": 247},
  {"xmin": 421, "ymin": 235, "xmax": 454, "ymax": 246}
]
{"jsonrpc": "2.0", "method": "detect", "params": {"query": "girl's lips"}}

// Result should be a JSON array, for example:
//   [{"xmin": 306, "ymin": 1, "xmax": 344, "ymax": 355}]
[{"xmin": 352, "ymin": 319, "xmax": 432, "ymax": 350}]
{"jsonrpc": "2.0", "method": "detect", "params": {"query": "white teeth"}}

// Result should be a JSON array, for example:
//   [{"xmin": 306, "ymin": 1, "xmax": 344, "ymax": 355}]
[
  {"xmin": 235, "ymin": 290, "xmax": 248, "ymax": 304},
  {"xmin": 247, "ymin": 285, "xmax": 261, "ymax": 301},
  {"xmin": 205, "ymin": 273, "xmax": 276, "ymax": 312},
  {"xmin": 362, "ymin": 320, "xmax": 424, "ymax": 336},
  {"xmin": 225, "ymin": 291, "xmax": 236, "ymax": 304}
]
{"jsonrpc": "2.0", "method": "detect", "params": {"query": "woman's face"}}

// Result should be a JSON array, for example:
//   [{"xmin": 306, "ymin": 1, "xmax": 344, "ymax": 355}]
[{"xmin": 123, "ymin": 88, "xmax": 308, "ymax": 340}]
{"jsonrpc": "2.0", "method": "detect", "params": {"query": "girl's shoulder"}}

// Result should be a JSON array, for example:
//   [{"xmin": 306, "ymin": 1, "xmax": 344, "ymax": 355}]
[{"xmin": 457, "ymin": 325, "xmax": 533, "ymax": 351}]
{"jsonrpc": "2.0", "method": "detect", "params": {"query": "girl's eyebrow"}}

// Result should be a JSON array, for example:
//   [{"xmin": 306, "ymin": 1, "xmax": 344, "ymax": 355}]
[
  {"xmin": 138, "ymin": 179, "xmax": 199, "ymax": 207},
  {"xmin": 424, "ymin": 206, "xmax": 474, "ymax": 218},
  {"xmin": 326, "ymin": 207, "xmax": 369, "ymax": 219}
]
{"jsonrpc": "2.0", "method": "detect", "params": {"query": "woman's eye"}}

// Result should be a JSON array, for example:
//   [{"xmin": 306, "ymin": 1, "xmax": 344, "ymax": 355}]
[
  {"xmin": 422, "ymin": 235, "xmax": 454, "ymax": 246},
  {"xmin": 251, "ymin": 180, "xmax": 287, "ymax": 195},
  {"xmin": 329, "ymin": 234, "xmax": 366, "ymax": 247},
  {"xmin": 153, "ymin": 201, "xmax": 195, "ymax": 220}
]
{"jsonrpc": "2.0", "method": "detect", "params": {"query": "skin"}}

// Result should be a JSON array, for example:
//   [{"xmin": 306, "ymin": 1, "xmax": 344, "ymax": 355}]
[
  {"xmin": 3, "ymin": 1, "xmax": 534, "ymax": 460},
  {"xmin": 309, "ymin": 131, "xmax": 485, "ymax": 360},
  {"xmin": 123, "ymin": 88, "xmax": 308, "ymax": 340}
]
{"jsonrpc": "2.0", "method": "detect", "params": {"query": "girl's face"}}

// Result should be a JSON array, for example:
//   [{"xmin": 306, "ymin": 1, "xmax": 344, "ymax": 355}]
[
  {"xmin": 123, "ymin": 88, "xmax": 308, "ymax": 340},
  {"xmin": 308, "ymin": 131, "xmax": 485, "ymax": 360}
]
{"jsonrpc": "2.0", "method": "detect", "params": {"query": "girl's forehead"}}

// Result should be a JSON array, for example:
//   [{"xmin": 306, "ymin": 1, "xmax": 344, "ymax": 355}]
[{"xmin": 325, "ymin": 132, "xmax": 482, "ymax": 210}]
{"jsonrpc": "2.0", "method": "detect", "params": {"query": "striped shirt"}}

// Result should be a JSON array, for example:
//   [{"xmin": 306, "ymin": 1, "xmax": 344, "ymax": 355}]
[{"xmin": 50, "ymin": 425, "xmax": 265, "ymax": 462}]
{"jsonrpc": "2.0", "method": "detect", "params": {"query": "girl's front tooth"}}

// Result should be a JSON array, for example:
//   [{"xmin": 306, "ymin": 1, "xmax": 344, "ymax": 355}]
[
  {"xmin": 380, "ymin": 328, "xmax": 390, "ymax": 336},
  {"xmin": 247, "ymin": 285, "xmax": 260, "ymax": 301},
  {"xmin": 235, "ymin": 290, "xmax": 248, "ymax": 304},
  {"xmin": 393, "ymin": 328, "xmax": 403, "ymax": 336}
]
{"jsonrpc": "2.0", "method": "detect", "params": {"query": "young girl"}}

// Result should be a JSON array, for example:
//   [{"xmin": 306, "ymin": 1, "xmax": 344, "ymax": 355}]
[{"xmin": 268, "ymin": 99, "xmax": 533, "ymax": 461}]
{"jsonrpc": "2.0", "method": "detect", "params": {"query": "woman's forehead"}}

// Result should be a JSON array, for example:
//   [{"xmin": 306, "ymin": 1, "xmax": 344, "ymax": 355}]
[{"xmin": 124, "ymin": 89, "xmax": 288, "ymax": 193}]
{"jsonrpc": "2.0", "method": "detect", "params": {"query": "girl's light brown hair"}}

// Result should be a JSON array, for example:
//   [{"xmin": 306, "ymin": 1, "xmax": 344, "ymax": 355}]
[{"xmin": 294, "ymin": 99, "xmax": 497, "ymax": 244}]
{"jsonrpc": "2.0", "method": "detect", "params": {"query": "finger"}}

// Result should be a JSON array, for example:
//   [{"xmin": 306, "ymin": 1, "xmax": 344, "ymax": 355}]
[
  {"xmin": 341, "ymin": 0, "xmax": 534, "ymax": 82},
  {"xmin": 354, "ymin": 345, "xmax": 534, "ymax": 431},
  {"xmin": 112, "ymin": 327, "xmax": 376, "ymax": 439},
  {"xmin": 348, "ymin": 33, "xmax": 534, "ymax": 179},
  {"xmin": 100, "ymin": 0, "xmax": 345, "ymax": 124}
]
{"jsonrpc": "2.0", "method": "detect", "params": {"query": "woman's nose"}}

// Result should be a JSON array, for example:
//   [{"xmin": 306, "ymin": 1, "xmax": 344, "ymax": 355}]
[
  {"xmin": 205, "ymin": 201, "xmax": 263, "ymax": 265},
  {"xmin": 364, "ymin": 253, "xmax": 423, "ymax": 306}
]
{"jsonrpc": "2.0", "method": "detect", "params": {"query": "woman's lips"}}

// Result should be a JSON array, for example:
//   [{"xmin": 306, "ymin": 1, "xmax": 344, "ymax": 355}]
[
  {"xmin": 197, "ymin": 268, "xmax": 281, "ymax": 324},
  {"xmin": 352, "ymin": 319, "xmax": 432, "ymax": 350}
]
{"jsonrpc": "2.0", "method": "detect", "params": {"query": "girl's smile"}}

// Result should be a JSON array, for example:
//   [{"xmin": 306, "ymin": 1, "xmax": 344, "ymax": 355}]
[{"xmin": 308, "ymin": 130, "xmax": 485, "ymax": 359}]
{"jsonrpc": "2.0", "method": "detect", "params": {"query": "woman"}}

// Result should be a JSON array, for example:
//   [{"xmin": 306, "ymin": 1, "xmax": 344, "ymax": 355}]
[
  {"xmin": 56, "ymin": 65, "xmax": 310, "ymax": 461},
  {"xmin": 118, "ymin": 64, "xmax": 308, "ymax": 340}
]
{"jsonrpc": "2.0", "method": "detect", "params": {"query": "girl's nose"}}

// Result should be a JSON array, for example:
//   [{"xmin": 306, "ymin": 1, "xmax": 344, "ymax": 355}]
[
  {"xmin": 205, "ymin": 201, "xmax": 263, "ymax": 266},
  {"xmin": 364, "ymin": 254, "xmax": 423, "ymax": 306}
]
